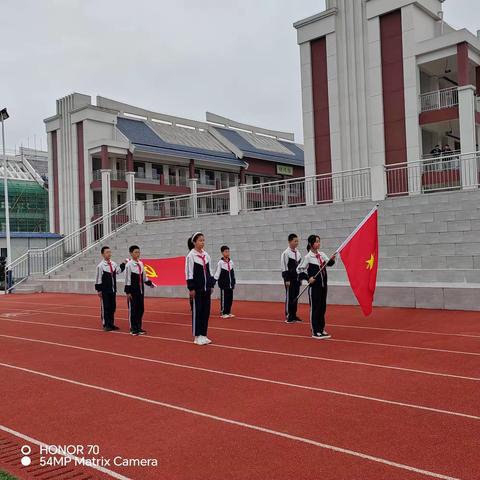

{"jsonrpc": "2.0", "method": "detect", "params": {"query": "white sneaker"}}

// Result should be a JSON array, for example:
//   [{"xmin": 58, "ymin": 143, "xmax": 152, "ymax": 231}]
[
  {"xmin": 194, "ymin": 336, "xmax": 206, "ymax": 345},
  {"xmin": 221, "ymin": 314, "xmax": 230, "ymax": 319},
  {"xmin": 202, "ymin": 336, "xmax": 212, "ymax": 344},
  {"xmin": 228, "ymin": 314, "xmax": 235, "ymax": 318}
]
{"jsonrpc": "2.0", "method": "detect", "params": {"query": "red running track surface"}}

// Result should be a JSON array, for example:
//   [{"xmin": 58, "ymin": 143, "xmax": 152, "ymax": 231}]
[{"xmin": 0, "ymin": 293, "xmax": 479, "ymax": 480}]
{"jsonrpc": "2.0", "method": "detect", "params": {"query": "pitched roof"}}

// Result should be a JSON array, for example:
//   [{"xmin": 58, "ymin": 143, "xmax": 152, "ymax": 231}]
[{"xmin": 212, "ymin": 127, "xmax": 304, "ymax": 166}]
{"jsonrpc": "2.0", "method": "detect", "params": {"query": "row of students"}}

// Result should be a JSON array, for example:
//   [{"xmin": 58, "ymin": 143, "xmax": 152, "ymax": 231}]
[
  {"xmin": 95, "ymin": 231, "xmax": 334, "ymax": 344},
  {"xmin": 95, "ymin": 245, "xmax": 154, "ymax": 336},
  {"xmin": 185, "ymin": 233, "xmax": 237, "ymax": 345},
  {"xmin": 282, "ymin": 233, "xmax": 335, "ymax": 339}
]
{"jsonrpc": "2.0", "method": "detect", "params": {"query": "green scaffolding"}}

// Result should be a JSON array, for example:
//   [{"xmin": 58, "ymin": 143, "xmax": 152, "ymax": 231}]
[{"xmin": 0, "ymin": 180, "xmax": 49, "ymax": 232}]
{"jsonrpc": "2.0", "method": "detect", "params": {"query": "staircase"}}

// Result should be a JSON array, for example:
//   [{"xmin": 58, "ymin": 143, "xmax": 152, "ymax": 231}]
[{"xmin": 30, "ymin": 188, "xmax": 480, "ymax": 311}]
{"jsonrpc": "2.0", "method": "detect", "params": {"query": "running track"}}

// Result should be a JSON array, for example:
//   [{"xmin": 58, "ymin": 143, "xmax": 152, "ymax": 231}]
[{"xmin": 0, "ymin": 293, "xmax": 479, "ymax": 480}]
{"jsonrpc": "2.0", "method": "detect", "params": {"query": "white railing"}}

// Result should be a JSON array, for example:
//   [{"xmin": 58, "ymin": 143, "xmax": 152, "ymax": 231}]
[
  {"xmin": 240, "ymin": 168, "xmax": 371, "ymax": 212},
  {"xmin": 143, "ymin": 189, "xmax": 231, "ymax": 221},
  {"xmin": 6, "ymin": 201, "xmax": 136, "ymax": 291},
  {"xmin": 385, "ymin": 152, "xmax": 480, "ymax": 196},
  {"xmin": 419, "ymin": 87, "xmax": 458, "ymax": 112},
  {"xmin": 92, "ymin": 170, "xmax": 126, "ymax": 181}
]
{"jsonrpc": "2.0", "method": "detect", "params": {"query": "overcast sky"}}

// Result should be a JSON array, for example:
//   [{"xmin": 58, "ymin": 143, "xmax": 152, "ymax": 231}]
[{"xmin": 1, "ymin": 0, "xmax": 479, "ymax": 150}]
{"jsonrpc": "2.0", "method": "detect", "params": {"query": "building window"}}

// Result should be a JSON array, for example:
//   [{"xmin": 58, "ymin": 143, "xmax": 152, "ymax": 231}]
[{"xmin": 134, "ymin": 162, "xmax": 146, "ymax": 179}]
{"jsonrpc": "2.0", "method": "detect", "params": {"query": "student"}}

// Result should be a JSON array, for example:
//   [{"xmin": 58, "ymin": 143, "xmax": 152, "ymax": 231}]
[
  {"xmin": 186, "ymin": 232, "xmax": 215, "ymax": 345},
  {"xmin": 297, "ymin": 235, "xmax": 336, "ymax": 339},
  {"xmin": 124, "ymin": 245, "xmax": 154, "ymax": 336},
  {"xmin": 95, "ymin": 246, "xmax": 126, "ymax": 331},
  {"xmin": 214, "ymin": 245, "xmax": 236, "ymax": 318},
  {"xmin": 281, "ymin": 233, "xmax": 302, "ymax": 323}
]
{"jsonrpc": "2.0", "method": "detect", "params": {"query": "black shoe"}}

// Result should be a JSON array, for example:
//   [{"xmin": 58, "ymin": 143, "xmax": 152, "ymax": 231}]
[
  {"xmin": 111, "ymin": 325, "xmax": 120, "ymax": 331},
  {"xmin": 130, "ymin": 331, "xmax": 140, "ymax": 336},
  {"xmin": 285, "ymin": 319, "xmax": 296, "ymax": 324},
  {"xmin": 138, "ymin": 329, "xmax": 147, "ymax": 335},
  {"xmin": 294, "ymin": 317, "xmax": 303, "ymax": 322},
  {"xmin": 103, "ymin": 326, "xmax": 114, "ymax": 332}
]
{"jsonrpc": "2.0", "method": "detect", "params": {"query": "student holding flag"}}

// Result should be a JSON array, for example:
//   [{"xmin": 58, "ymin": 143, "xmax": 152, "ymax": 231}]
[{"xmin": 297, "ymin": 235, "xmax": 336, "ymax": 339}]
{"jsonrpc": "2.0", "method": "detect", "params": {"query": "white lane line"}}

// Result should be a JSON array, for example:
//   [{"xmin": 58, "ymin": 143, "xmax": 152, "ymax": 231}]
[
  {"xmin": 0, "ymin": 425, "xmax": 131, "ymax": 480},
  {"xmin": 2, "ymin": 299, "xmax": 480, "ymax": 338},
  {"xmin": 4, "ymin": 306, "xmax": 480, "ymax": 357},
  {"xmin": 1, "ymin": 333, "xmax": 478, "ymax": 421},
  {"xmin": 1, "ymin": 316, "xmax": 479, "ymax": 382},
  {"xmin": 0, "ymin": 362, "xmax": 462, "ymax": 480}
]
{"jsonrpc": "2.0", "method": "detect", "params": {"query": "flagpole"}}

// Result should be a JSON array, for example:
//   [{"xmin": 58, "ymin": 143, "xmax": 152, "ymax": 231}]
[{"xmin": 292, "ymin": 204, "xmax": 379, "ymax": 304}]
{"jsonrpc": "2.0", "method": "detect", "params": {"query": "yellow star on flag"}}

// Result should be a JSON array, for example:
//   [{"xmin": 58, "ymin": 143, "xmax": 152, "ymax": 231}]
[{"xmin": 365, "ymin": 254, "xmax": 375, "ymax": 270}]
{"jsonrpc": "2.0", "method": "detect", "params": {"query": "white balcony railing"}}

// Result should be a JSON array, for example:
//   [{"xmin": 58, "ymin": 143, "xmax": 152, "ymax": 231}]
[
  {"xmin": 385, "ymin": 151, "xmax": 480, "ymax": 196},
  {"xmin": 240, "ymin": 168, "xmax": 371, "ymax": 212},
  {"xmin": 92, "ymin": 170, "xmax": 126, "ymax": 181},
  {"xmin": 143, "ymin": 189, "xmax": 231, "ymax": 221},
  {"xmin": 419, "ymin": 87, "xmax": 458, "ymax": 112}
]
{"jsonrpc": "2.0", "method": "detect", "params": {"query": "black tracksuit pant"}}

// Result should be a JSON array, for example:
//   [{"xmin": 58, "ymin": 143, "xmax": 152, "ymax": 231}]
[
  {"xmin": 191, "ymin": 289, "xmax": 211, "ymax": 336},
  {"xmin": 101, "ymin": 292, "xmax": 117, "ymax": 328},
  {"xmin": 220, "ymin": 288, "xmax": 234, "ymax": 315},
  {"xmin": 285, "ymin": 280, "xmax": 300, "ymax": 321},
  {"xmin": 128, "ymin": 293, "xmax": 145, "ymax": 332},
  {"xmin": 308, "ymin": 285, "xmax": 328, "ymax": 335}
]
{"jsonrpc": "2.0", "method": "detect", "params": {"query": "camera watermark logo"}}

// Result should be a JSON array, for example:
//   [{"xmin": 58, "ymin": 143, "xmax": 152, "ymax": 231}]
[{"xmin": 20, "ymin": 445, "xmax": 32, "ymax": 466}]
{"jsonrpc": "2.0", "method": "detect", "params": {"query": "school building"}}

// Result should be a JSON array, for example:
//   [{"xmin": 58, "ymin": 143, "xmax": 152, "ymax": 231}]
[
  {"xmin": 44, "ymin": 94, "xmax": 304, "ymax": 236},
  {"xmin": 294, "ymin": 0, "xmax": 480, "ymax": 193}
]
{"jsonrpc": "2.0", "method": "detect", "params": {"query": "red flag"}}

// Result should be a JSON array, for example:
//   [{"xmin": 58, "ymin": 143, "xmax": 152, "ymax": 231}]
[
  {"xmin": 141, "ymin": 257, "xmax": 185, "ymax": 286},
  {"xmin": 338, "ymin": 207, "xmax": 379, "ymax": 316}
]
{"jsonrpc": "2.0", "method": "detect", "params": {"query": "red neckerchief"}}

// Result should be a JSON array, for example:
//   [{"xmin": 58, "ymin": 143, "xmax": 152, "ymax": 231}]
[
  {"xmin": 291, "ymin": 248, "xmax": 298, "ymax": 262},
  {"xmin": 107, "ymin": 260, "xmax": 114, "ymax": 275},
  {"xmin": 224, "ymin": 258, "xmax": 231, "ymax": 272},
  {"xmin": 196, "ymin": 252, "xmax": 207, "ymax": 272}
]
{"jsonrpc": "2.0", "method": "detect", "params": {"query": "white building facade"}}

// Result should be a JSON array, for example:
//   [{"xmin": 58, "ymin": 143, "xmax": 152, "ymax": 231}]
[
  {"xmin": 295, "ymin": 0, "xmax": 480, "ymax": 196},
  {"xmin": 44, "ymin": 94, "xmax": 304, "ymax": 236}
]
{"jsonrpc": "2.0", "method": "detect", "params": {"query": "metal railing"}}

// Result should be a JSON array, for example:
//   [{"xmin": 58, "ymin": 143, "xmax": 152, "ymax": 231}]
[
  {"xmin": 144, "ymin": 189, "xmax": 230, "ymax": 221},
  {"xmin": 385, "ymin": 152, "xmax": 480, "ymax": 196},
  {"xmin": 6, "ymin": 201, "xmax": 136, "ymax": 291},
  {"xmin": 419, "ymin": 87, "xmax": 458, "ymax": 112},
  {"xmin": 240, "ymin": 168, "xmax": 371, "ymax": 212},
  {"xmin": 92, "ymin": 170, "xmax": 126, "ymax": 181}
]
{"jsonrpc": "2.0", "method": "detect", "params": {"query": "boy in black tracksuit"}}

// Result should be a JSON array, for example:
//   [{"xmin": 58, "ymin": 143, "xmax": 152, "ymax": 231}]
[
  {"xmin": 281, "ymin": 233, "xmax": 302, "ymax": 323},
  {"xmin": 95, "ymin": 246, "xmax": 126, "ymax": 331},
  {"xmin": 297, "ymin": 235, "xmax": 336, "ymax": 339},
  {"xmin": 124, "ymin": 245, "xmax": 154, "ymax": 336},
  {"xmin": 214, "ymin": 245, "xmax": 236, "ymax": 318}
]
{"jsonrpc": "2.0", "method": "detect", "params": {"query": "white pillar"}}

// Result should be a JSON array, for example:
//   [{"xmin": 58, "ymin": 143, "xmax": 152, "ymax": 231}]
[
  {"xmin": 101, "ymin": 169, "xmax": 111, "ymax": 235},
  {"xmin": 458, "ymin": 85, "xmax": 478, "ymax": 189},
  {"xmin": 189, "ymin": 177, "xmax": 198, "ymax": 218},
  {"xmin": 126, "ymin": 171, "xmax": 135, "ymax": 204},
  {"xmin": 135, "ymin": 201, "xmax": 145, "ymax": 224},
  {"xmin": 370, "ymin": 165, "xmax": 387, "ymax": 201},
  {"xmin": 305, "ymin": 176, "xmax": 316, "ymax": 206},
  {"xmin": 229, "ymin": 186, "xmax": 240, "ymax": 215}
]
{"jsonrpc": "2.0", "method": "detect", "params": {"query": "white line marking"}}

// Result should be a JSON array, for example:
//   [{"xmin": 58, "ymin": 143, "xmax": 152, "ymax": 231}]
[
  {"xmin": 1, "ymin": 333, "xmax": 478, "ymax": 421},
  {"xmin": 2, "ymin": 299, "xmax": 480, "ymax": 338},
  {"xmin": 1, "ymin": 316, "xmax": 479, "ymax": 382},
  {"xmin": 4, "ymin": 306, "xmax": 480, "ymax": 357},
  {"xmin": 0, "ymin": 362, "xmax": 462, "ymax": 480},
  {"xmin": 0, "ymin": 424, "xmax": 131, "ymax": 480}
]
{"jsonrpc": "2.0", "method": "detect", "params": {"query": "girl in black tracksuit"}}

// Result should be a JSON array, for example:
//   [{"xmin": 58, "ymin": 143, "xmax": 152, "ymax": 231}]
[
  {"xmin": 297, "ymin": 235, "xmax": 336, "ymax": 339},
  {"xmin": 185, "ymin": 232, "xmax": 216, "ymax": 345}
]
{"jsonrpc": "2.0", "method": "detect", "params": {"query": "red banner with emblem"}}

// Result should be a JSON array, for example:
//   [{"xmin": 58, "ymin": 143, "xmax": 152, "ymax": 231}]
[{"xmin": 141, "ymin": 257, "xmax": 185, "ymax": 286}]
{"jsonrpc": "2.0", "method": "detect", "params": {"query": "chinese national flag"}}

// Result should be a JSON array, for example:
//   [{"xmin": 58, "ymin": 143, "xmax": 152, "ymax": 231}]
[
  {"xmin": 338, "ymin": 207, "xmax": 379, "ymax": 316},
  {"xmin": 141, "ymin": 257, "xmax": 185, "ymax": 286}
]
